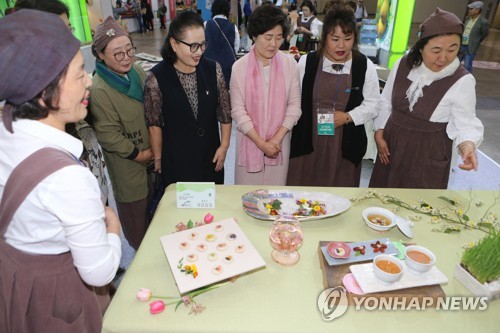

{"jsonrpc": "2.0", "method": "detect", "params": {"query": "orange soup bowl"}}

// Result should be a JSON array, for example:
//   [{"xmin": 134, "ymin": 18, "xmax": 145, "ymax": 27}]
[
  {"xmin": 404, "ymin": 245, "xmax": 436, "ymax": 273},
  {"xmin": 362, "ymin": 207, "xmax": 397, "ymax": 232},
  {"xmin": 373, "ymin": 254, "xmax": 404, "ymax": 284}
]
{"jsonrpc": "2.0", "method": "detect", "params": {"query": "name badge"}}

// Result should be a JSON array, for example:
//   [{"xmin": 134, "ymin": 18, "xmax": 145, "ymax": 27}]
[{"xmin": 317, "ymin": 113, "xmax": 334, "ymax": 136}]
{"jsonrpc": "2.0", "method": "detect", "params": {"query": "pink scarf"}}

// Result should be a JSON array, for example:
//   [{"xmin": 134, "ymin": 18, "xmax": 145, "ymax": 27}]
[{"xmin": 238, "ymin": 47, "xmax": 287, "ymax": 173}]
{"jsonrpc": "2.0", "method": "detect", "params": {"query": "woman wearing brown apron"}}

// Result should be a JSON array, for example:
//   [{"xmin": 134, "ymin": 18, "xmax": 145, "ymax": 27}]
[
  {"xmin": 0, "ymin": 11, "xmax": 122, "ymax": 332},
  {"xmin": 287, "ymin": 3, "xmax": 380, "ymax": 187},
  {"xmin": 294, "ymin": 0, "xmax": 321, "ymax": 52},
  {"xmin": 370, "ymin": 8, "xmax": 484, "ymax": 189}
]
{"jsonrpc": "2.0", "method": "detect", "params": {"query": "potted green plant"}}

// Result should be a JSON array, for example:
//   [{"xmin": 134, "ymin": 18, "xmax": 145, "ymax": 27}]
[{"xmin": 454, "ymin": 230, "xmax": 500, "ymax": 300}]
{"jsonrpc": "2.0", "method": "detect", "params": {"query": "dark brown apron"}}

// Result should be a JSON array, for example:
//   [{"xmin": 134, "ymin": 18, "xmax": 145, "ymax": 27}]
[
  {"xmin": 370, "ymin": 57, "xmax": 468, "ymax": 189},
  {"xmin": 0, "ymin": 148, "xmax": 105, "ymax": 333},
  {"xmin": 296, "ymin": 15, "xmax": 316, "ymax": 52}
]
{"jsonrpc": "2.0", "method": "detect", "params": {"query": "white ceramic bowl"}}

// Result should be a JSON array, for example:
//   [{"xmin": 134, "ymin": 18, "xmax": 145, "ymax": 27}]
[
  {"xmin": 362, "ymin": 207, "xmax": 396, "ymax": 232},
  {"xmin": 405, "ymin": 245, "xmax": 436, "ymax": 273},
  {"xmin": 373, "ymin": 254, "xmax": 404, "ymax": 284}
]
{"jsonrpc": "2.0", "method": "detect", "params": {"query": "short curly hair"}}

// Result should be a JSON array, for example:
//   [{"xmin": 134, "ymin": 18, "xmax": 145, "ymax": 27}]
[{"xmin": 247, "ymin": 5, "xmax": 289, "ymax": 40}]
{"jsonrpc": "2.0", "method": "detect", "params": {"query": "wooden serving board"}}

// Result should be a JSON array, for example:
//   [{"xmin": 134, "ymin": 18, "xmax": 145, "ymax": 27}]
[{"xmin": 318, "ymin": 241, "xmax": 446, "ymax": 306}]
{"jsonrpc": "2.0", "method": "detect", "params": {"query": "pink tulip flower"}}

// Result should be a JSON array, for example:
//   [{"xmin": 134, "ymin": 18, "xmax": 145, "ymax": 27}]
[
  {"xmin": 204, "ymin": 213, "xmax": 214, "ymax": 224},
  {"xmin": 149, "ymin": 300, "xmax": 166, "ymax": 314},
  {"xmin": 136, "ymin": 288, "xmax": 152, "ymax": 301}
]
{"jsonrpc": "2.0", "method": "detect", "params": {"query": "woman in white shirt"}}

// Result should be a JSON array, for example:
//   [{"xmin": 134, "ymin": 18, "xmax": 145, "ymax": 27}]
[
  {"xmin": 0, "ymin": 10, "xmax": 121, "ymax": 332},
  {"xmin": 295, "ymin": 0, "xmax": 321, "ymax": 52},
  {"xmin": 370, "ymin": 8, "xmax": 484, "ymax": 189}
]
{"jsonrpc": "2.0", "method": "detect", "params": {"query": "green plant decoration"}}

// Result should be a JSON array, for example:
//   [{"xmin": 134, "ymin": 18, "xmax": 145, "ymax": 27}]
[{"xmin": 460, "ymin": 230, "xmax": 500, "ymax": 284}]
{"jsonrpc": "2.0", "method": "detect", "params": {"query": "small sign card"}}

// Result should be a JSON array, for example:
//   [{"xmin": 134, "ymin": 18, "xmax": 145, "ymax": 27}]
[
  {"xmin": 160, "ymin": 218, "xmax": 266, "ymax": 294},
  {"xmin": 176, "ymin": 182, "xmax": 216, "ymax": 209}
]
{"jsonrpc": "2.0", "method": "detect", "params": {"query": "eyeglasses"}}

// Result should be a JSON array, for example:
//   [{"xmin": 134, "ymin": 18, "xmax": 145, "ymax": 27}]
[
  {"xmin": 175, "ymin": 39, "xmax": 208, "ymax": 53},
  {"xmin": 113, "ymin": 47, "xmax": 137, "ymax": 61}
]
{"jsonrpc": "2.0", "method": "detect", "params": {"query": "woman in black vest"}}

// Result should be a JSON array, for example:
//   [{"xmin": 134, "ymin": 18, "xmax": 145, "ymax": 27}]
[
  {"xmin": 144, "ymin": 11, "xmax": 232, "ymax": 187},
  {"xmin": 287, "ymin": 3, "xmax": 380, "ymax": 187}
]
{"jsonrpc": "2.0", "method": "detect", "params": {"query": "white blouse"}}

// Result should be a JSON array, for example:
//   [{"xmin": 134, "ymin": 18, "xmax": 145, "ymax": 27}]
[
  {"xmin": 374, "ymin": 57, "xmax": 484, "ymax": 148},
  {"xmin": 297, "ymin": 54, "xmax": 381, "ymax": 125},
  {"xmin": 0, "ymin": 119, "xmax": 121, "ymax": 287}
]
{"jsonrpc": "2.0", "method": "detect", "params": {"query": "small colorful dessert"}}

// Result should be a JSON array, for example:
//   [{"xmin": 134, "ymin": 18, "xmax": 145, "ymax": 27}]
[
  {"xmin": 226, "ymin": 233, "xmax": 237, "ymax": 241},
  {"xmin": 216, "ymin": 243, "xmax": 228, "ymax": 251},
  {"xmin": 326, "ymin": 241, "xmax": 351, "ymax": 259},
  {"xmin": 207, "ymin": 252, "xmax": 218, "ymax": 261},
  {"xmin": 179, "ymin": 242, "xmax": 190, "ymax": 250},
  {"xmin": 214, "ymin": 224, "xmax": 224, "ymax": 232},
  {"xmin": 188, "ymin": 232, "xmax": 198, "ymax": 240},
  {"xmin": 235, "ymin": 245, "xmax": 246, "ymax": 253},
  {"xmin": 206, "ymin": 233, "xmax": 217, "ymax": 242},
  {"xmin": 353, "ymin": 245, "xmax": 366, "ymax": 255},
  {"xmin": 371, "ymin": 241, "xmax": 388, "ymax": 253},
  {"xmin": 223, "ymin": 255, "xmax": 233, "ymax": 264},
  {"xmin": 187, "ymin": 253, "xmax": 198, "ymax": 262},
  {"xmin": 212, "ymin": 265, "xmax": 223, "ymax": 275},
  {"xmin": 196, "ymin": 243, "xmax": 207, "ymax": 252}
]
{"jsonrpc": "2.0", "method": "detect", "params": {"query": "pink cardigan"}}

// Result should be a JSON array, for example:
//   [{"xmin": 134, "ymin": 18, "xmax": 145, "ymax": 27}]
[{"xmin": 230, "ymin": 51, "xmax": 302, "ymax": 135}]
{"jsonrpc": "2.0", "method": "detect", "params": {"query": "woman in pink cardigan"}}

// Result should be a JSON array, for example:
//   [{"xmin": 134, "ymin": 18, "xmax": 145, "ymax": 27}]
[{"xmin": 230, "ymin": 5, "xmax": 302, "ymax": 185}]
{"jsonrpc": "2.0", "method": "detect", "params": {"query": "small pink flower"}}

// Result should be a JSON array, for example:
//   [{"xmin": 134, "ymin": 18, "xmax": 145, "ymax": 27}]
[
  {"xmin": 195, "ymin": 221, "xmax": 204, "ymax": 227},
  {"xmin": 149, "ymin": 300, "xmax": 165, "ymax": 314},
  {"xmin": 181, "ymin": 296, "xmax": 192, "ymax": 307},
  {"xmin": 136, "ymin": 288, "xmax": 152, "ymax": 301},
  {"xmin": 189, "ymin": 303, "xmax": 206, "ymax": 315},
  {"xmin": 175, "ymin": 222, "xmax": 187, "ymax": 232},
  {"xmin": 204, "ymin": 213, "xmax": 214, "ymax": 224}
]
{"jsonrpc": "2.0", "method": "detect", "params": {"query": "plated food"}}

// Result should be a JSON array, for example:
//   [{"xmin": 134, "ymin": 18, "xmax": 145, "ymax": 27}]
[
  {"xmin": 362, "ymin": 207, "xmax": 414, "ymax": 238},
  {"xmin": 405, "ymin": 245, "xmax": 436, "ymax": 273},
  {"xmin": 373, "ymin": 254, "xmax": 404, "ymax": 284},
  {"xmin": 242, "ymin": 189, "xmax": 351, "ymax": 222}
]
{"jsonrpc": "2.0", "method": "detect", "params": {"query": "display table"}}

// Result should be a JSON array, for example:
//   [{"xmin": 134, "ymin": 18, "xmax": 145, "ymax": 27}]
[{"xmin": 102, "ymin": 185, "xmax": 498, "ymax": 333}]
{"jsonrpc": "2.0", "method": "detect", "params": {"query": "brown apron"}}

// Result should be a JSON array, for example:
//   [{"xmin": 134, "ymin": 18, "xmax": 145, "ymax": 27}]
[
  {"xmin": 296, "ymin": 16, "xmax": 316, "ymax": 52},
  {"xmin": 0, "ymin": 148, "xmax": 106, "ymax": 333},
  {"xmin": 370, "ymin": 57, "xmax": 468, "ymax": 189},
  {"xmin": 287, "ymin": 58, "xmax": 361, "ymax": 186}
]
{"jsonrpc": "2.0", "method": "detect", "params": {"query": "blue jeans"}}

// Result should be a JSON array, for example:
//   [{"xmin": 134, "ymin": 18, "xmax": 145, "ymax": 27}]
[{"xmin": 460, "ymin": 45, "xmax": 476, "ymax": 73}]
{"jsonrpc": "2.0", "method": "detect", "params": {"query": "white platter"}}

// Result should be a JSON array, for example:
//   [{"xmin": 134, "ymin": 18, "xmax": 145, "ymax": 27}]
[
  {"xmin": 160, "ymin": 218, "xmax": 266, "ymax": 294},
  {"xmin": 349, "ymin": 261, "xmax": 448, "ymax": 294},
  {"xmin": 242, "ymin": 189, "xmax": 351, "ymax": 222}
]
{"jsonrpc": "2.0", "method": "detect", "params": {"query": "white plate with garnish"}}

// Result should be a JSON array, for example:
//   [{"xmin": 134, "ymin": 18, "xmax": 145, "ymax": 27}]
[{"xmin": 241, "ymin": 189, "xmax": 351, "ymax": 222}]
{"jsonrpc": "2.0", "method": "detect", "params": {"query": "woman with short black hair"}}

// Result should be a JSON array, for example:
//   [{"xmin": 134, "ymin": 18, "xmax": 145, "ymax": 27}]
[{"xmin": 231, "ymin": 5, "xmax": 301, "ymax": 185}]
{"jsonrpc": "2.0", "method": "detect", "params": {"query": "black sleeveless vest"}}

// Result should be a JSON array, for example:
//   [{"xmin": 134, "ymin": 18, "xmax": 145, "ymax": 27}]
[{"xmin": 151, "ymin": 58, "xmax": 223, "ymax": 186}]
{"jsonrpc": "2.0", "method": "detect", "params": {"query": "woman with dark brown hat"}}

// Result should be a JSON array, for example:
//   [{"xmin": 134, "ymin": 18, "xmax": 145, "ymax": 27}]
[
  {"xmin": 370, "ymin": 8, "xmax": 484, "ymax": 189},
  {"xmin": 90, "ymin": 16, "xmax": 152, "ymax": 251},
  {"xmin": 0, "ymin": 10, "xmax": 122, "ymax": 332}
]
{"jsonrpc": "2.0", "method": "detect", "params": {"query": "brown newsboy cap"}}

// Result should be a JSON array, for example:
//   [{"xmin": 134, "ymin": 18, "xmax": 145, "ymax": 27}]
[
  {"xmin": 92, "ymin": 16, "xmax": 130, "ymax": 57},
  {"xmin": 0, "ymin": 9, "xmax": 80, "ymax": 106},
  {"xmin": 418, "ymin": 7, "xmax": 464, "ymax": 39}
]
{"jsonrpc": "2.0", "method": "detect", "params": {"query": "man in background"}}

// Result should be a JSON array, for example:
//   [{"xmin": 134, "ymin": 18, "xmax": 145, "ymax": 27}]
[{"xmin": 460, "ymin": 1, "xmax": 489, "ymax": 73}]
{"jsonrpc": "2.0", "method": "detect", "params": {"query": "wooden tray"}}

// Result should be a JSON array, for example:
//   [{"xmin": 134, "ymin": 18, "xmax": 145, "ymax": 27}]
[{"xmin": 318, "ymin": 241, "xmax": 446, "ymax": 306}]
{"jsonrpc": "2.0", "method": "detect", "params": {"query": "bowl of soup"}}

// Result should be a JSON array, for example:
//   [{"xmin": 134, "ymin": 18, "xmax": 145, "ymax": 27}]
[
  {"xmin": 373, "ymin": 254, "xmax": 404, "ymax": 284},
  {"xmin": 362, "ymin": 207, "xmax": 397, "ymax": 232},
  {"xmin": 405, "ymin": 245, "xmax": 436, "ymax": 273}
]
